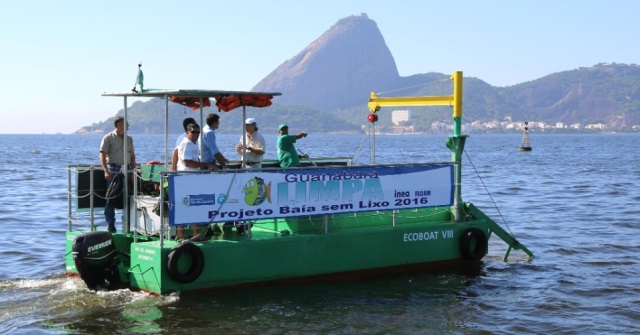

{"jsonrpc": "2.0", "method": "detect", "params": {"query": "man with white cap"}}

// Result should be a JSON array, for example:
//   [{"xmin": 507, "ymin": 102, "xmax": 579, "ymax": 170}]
[{"xmin": 236, "ymin": 117, "xmax": 265, "ymax": 169}]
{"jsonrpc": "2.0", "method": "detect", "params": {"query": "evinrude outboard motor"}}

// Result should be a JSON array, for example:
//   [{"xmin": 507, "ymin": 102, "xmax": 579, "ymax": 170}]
[{"xmin": 72, "ymin": 231, "xmax": 120, "ymax": 290}]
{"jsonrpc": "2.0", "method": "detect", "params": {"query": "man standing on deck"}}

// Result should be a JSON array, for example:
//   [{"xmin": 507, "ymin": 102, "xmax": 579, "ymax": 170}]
[
  {"xmin": 201, "ymin": 113, "xmax": 229, "ymax": 168},
  {"xmin": 176, "ymin": 123, "xmax": 217, "ymax": 241},
  {"xmin": 99, "ymin": 116, "xmax": 136, "ymax": 233},
  {"xmin": 235, "ymin": 118, "xmax": 265, "ymax": 169},
  {"xmin": 176, "ymin": 123, "xmax": 218, "ymax": 171},
  {"xmin": 277, "ymin": 124, "xmax": 307, "ymax": 167},
  {"xmin": 171, "ymin": 117, "xmax": 197, "ymax": 171}
]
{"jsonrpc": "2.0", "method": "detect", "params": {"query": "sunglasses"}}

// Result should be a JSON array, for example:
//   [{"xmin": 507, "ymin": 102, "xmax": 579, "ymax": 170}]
[{"xmin": 190, "ymin": 131, "xmax": 200, "ymax": 134}]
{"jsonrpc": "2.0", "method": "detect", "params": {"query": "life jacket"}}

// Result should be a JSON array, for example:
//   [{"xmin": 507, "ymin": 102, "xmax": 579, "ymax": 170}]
[
  {"xmin": 215, "ymin": 94, "xmax": 273, "ymax": 112},
  {"xmin": 169, "ymin": 96, "xmax": 212, "ymax": 110}
]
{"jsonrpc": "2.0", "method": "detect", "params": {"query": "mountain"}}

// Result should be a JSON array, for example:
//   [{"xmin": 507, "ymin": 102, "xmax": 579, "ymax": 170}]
[
  {"xmin": 252, "ymin": 14, "xmax": 399, "ymax": 110},
  {"xmin": 501, "ymin": 63, "xmax": 640, "ymax": 128},
  {"xmin": 77, "ymin": 15, "xmax": 640, "ymax": 134}
]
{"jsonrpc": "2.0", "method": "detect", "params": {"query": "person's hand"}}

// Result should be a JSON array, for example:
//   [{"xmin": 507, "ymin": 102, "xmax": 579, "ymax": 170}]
[{"xmin": 104, "ymin": 171, "xmax": 112, "ymax": 180}]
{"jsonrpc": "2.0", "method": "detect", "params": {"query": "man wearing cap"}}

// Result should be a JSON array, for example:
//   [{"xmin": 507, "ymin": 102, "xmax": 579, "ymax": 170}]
[
  {"xmin": 277, "ymin": 124, "xmax": 307, "ymax": 167},
  {"xmin": 236, "ymin": 117, "xmax": 265, "ymax": 169}
]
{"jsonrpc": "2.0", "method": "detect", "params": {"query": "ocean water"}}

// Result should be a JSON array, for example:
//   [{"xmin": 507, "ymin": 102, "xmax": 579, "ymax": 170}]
[{"xmin": 0, "ymin": 132, "xmax": 638, "ymax": 334}]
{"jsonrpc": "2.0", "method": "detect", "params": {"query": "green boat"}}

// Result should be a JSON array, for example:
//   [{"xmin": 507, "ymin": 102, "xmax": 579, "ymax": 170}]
[{"xmin": 65, "ymin": 71, "xmax": 532, "ymax": 294}]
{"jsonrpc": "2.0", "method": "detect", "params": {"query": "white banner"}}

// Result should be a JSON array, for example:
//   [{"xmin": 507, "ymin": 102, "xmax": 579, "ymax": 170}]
[{"xmin": 168, "ymin": 164, "xmax": 454, "ymax": 225}]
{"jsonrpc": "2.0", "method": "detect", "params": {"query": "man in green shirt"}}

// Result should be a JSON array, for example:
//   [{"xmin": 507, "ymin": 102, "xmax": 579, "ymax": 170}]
[{"xmin": 277, "ymin": 124, "xmax": 307, "ymax": 167}]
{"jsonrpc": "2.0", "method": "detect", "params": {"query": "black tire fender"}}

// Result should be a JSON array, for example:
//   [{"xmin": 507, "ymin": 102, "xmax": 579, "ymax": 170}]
[
  {"xmin": 459, "ymin": 228, "xmax": 488, "ymax": 260},
  {"xmin": 166, "ymin": 243, "xmax": 205, "ymax": 283}
]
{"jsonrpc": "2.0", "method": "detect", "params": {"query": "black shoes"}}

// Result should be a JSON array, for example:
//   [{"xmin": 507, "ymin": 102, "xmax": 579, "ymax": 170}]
[
  {"xmin": 212, "ymin": 224, "xmax": 223, "ymax": 235},
  {"xmin": 235, "ymin": 222, "xmax": 253, "ymax": 234},
  {"xmin": 190, "ymin": 234, "xmax": 207, "ymax": 242},
  {"xmin": 222, "ymin": 222, "xmax": 234, "ymax": 234}
]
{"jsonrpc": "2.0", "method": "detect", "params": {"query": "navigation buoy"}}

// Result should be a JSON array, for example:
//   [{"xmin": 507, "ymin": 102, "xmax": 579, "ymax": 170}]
[{"xmin": 519, "ymin": 121, "xmax": 532, "ymax": 151}]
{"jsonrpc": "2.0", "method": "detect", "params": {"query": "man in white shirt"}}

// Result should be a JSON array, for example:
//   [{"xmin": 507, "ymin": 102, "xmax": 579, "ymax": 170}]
[
  {"xmin": 235, "ymin": 117, "xmax": 265, "ymax": 168},
  {"xmin": 177, "ymin": 123, "xmax": 218, "ymax": 171},
  {"xmin": 175, "ymin": 123, "xmax": 217, "ymax": 241},
  {"xmin": 172, "ymin": 117, "xmax": 196, "ymax": 171}
]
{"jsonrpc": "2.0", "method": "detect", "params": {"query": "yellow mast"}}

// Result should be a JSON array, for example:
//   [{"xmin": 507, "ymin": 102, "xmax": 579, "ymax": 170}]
[{"xmin": 367, "ymin": 71, "xmax": 466, "ymax": 221}]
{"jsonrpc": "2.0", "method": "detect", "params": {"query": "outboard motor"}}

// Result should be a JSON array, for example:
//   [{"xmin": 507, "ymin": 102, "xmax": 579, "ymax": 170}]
[{"xmin": 72, "ymin": 231, "xmax": 120, "ymax": 290}]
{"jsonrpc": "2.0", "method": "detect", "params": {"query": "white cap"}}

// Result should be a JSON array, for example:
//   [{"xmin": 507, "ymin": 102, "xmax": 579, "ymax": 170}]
[{"xmin": 245, "ymin": 117, "xmax": 256, "ymax": 124}]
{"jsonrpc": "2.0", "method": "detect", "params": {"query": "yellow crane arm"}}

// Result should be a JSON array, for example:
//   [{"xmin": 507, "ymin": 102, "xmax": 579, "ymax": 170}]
[{"xmin": 367, "ymin": 71, "xmax": 462, "ymax": 119}]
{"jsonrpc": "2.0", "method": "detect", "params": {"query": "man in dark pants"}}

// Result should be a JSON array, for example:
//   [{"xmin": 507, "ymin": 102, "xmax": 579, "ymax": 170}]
[{"xmin": 99, "ymin": 116, "xmax": 136, "ymax": 232}]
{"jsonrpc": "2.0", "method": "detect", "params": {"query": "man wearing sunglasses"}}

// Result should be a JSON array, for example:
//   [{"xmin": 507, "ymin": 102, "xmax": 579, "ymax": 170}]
[
  {"xmin": 176, "ymin": 123, "xmax": 218, "ymax": 171},
  {"xmin": 175, "ymin": 123, "xmax": 216, "ymax": 241}
]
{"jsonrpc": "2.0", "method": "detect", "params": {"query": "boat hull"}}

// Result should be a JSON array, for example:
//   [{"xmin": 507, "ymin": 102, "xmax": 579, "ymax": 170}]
[{"xmin": 66, "ymin": 211, "xmax": 491, "ymax": 294}]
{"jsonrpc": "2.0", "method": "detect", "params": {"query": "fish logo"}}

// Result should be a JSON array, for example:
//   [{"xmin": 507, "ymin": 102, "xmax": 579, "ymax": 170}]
[{"xmin": 243, "ymin": 177, "xmax": 272, "ymax": 206}]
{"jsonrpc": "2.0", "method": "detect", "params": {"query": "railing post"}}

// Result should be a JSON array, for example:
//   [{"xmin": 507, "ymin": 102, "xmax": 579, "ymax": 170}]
[
  {"xmin": 67, "ymin": 166, "xmax": 72, "ymax": 232},
  {"xmin": 323, "ymin": 215, "xmax": 328, "ymax": 234},
  {"xmin": 90, "ymin": 165, "xmax": 95, "ymax": 231}
]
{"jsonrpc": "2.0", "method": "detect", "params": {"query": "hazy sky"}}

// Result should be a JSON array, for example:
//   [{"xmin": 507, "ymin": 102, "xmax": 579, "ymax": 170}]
[{"xmin": 1, "ymin": 1, "xmax": 638, "ymax": 134}]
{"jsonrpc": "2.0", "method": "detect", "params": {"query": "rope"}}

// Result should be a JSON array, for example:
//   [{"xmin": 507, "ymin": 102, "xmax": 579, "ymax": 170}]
[
  {"xmin": 352, "ymin": 131, "xmax": 369, "ymax": 165},
  {"xmin": 370, "ymin": 123, "xmax": 376, "ymax": 164},
  {"xmin": 65, "ymin": 166, "xmax": 128, "ymax": 200},
  {"xmin": 463, "ymin": 150, "xmax": 514, "ymax": 236},
  {"xmin": 376, "ymin": 78, "xmax": 450, "ymax": 96},
  {"xmin": 182, "ymin": 170, "xmax": 238, "ymax": 242},
  {"xmin": 140, "ymin": 168, "xmax": 163, "ymax": 182},
  {"xmin": 295, "ymin": 207, "xmax": 451, "ymax": 223}
]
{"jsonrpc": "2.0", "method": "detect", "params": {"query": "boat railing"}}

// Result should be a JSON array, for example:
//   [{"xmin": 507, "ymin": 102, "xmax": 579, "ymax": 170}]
[
  {"xmin": 66, "ymin": 164, "xmax": 109, "ymax": 232},
  {"xmin": 67, "ymin": 159, "xmax": 471, "ymax": 246},
  {"xmin": 66, "ymin": 162, "xmax": 169, "ymax": 236},
  {"xmin": 65, "ymin": 157, "xmax": 355, "ymax": 235}
]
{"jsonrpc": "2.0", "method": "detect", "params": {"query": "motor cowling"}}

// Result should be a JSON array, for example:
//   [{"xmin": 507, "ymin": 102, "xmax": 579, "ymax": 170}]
[{"xmin": 72, "ymin": 231, "xmax": 119, "ymax": 290}]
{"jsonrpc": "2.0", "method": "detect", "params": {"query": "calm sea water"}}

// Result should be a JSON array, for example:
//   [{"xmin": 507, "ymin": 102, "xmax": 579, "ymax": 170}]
[{"xmin": 0, "ymin": 132, "xmax": 639, "ymax": 334}]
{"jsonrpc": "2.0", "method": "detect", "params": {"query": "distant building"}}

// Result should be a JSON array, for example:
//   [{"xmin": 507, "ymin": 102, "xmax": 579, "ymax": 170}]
[
  {"xmin": 585, "ymin": 123, "xmax": 607, "ymax": 130},
  {"xmin": 431, "ymin": 121, "xmax": 448, "ymax": 132},
  {"xmin": 391, "ymin": 110, "xmax": 411, "ymax": 125},
  {"xmin": 390, "ymin": 125, "xmax": 414, "ymax": 134}
]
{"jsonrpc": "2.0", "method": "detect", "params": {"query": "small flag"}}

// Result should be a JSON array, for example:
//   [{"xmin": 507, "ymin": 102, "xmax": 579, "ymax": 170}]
[{"xmin": 132, "ymin": 62, "xmax": 144, "ymax": 93}]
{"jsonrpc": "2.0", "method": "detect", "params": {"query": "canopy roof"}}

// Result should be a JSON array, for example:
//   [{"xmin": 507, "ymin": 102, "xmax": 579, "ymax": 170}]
[
  {"xmin": 102, "ymin": 89, "xmax": 281, "ymax": 98},
  {"xmin": 102, "ymin": 89, "xmax": 282, "ymax": 112}
]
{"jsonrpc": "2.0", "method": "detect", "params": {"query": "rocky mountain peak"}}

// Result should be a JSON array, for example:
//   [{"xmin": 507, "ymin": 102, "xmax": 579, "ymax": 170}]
[{"xmin": 252, "ymin": 14, "xmax": 399, "ymax": 110}]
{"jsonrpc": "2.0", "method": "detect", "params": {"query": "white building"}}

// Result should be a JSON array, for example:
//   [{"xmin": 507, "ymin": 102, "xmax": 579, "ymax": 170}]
[
  {"xmin": 391, "ymin": 110, "xmax": 411, "ymax": 125},
  {"xmin": 585, "ymin": 123, "xmax": 607, "ymax": 130}
]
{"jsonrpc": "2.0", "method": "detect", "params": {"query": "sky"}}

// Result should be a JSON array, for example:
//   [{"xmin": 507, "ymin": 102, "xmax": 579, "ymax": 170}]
[{"xmin": 1, "ymin": 0, "xmax": 639, "ymax": 134}]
